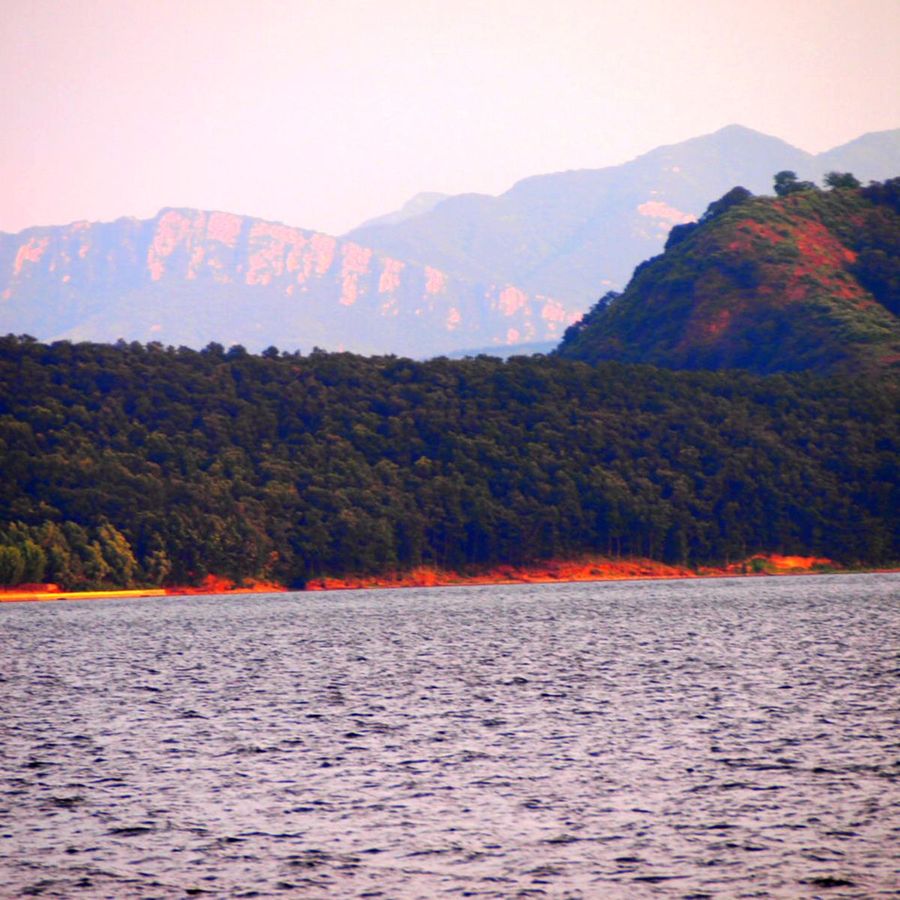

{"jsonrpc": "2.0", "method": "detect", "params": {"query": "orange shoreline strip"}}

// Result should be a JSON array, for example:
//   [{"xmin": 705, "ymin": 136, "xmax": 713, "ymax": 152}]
[
  {"xmin": 303, "ymin": 555, "xmax": 840, "ymax": 591},
  {"xmin": 0, "ymin": 588, "xmax": 168, "ymax": 603},
  {"xmin": 0, "ymin": 554, "xmax": 880, "ymax": 604}
]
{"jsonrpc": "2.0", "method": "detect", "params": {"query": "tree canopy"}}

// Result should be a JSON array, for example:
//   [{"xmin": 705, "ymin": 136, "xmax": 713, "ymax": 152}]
[
  {"xmin": 1, "ymin": 336, "xmax": 896, "ymax": 589},
  {"xmin": 774, "ymin": 170, "xmax": 818, "ymax": 196}
]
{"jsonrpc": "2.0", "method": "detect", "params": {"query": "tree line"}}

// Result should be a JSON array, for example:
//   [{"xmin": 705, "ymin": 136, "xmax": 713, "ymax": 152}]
[{"xmin": 0, "ymin": 335, "xmax": 896, "ymax": 589}]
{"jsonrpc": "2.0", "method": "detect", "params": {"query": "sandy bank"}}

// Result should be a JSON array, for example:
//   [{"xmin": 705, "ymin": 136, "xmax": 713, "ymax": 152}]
[
  {"xmin": 0, "ymin": 574, "xmax": 285, "ymax": 604},
  {"xmin": 0, "ymin": 587, "xmax": 167, "ymax": 603}
]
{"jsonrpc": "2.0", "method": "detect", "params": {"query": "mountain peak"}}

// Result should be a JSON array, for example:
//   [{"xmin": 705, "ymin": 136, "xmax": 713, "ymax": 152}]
[
  {"xmin": 647, "ymin": 124, "xmax": 807, "ymax": 158},
  {"xmin": 711, "ymin": 123, "xmax": 780, "ymax": 139}
]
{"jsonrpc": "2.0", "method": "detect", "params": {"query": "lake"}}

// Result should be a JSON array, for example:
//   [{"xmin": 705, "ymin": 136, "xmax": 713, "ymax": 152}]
[{"xmin": 1, "ymin": 574, "xmax": 898, "ymax": 897}]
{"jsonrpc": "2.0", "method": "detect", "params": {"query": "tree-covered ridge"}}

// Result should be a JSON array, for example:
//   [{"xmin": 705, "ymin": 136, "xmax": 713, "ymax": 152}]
[
  {"xmin": 1, "ymin": 337, "xmax": 896, "ymax": 590},
  {"xmin": 557, "ymin": 178, "xmax": 900, "ymax": 374}
]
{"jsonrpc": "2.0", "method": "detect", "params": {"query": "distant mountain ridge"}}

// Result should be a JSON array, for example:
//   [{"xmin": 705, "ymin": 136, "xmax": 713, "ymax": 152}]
[
  {"xmin": 556, "ymin": 179, "xmax": 900, "ymax": 375},
  {"xmin": 346, "ymin": 125, "xmax": 900, "ymax": 304},
  {"xmin": 0, "ymin": 208, "xmax": 580, "ymax": 357}
]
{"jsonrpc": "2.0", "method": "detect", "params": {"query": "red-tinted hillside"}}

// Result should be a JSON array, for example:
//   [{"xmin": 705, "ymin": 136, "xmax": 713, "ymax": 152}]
[{"xmin": 558, "ymin": 181, "xmax": 900, "ymax": 375}]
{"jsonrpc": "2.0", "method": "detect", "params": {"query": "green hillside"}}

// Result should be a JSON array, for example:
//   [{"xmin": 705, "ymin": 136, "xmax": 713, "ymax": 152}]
[{"xmin": 557, "ymin": 179, "xmax": 900, "ymax": 375}]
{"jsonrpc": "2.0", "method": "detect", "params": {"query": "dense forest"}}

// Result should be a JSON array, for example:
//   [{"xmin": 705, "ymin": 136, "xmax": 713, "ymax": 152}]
[{"xmin": 1, "ymin": 335, "xmax": 896, "ymax": 589}]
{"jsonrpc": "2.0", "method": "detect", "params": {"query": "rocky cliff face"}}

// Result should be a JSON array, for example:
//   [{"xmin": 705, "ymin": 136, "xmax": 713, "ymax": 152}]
[{"xmin": 0, "ymin": 209, "xmax": 580, "ymax": 357}]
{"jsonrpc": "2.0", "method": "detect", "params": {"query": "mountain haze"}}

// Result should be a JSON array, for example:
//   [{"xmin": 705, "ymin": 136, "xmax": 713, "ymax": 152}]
[
  {"xmin": 814, "ymin": 129, "xmax": 900, "ymax": 182},
  {"xmin": 347, "ymin": 125, "xmax": 900, "ymax": 304},
  {"xmin": 0, "ymin": 209, "xmax": 579, "ymax": 357},
  {"xmin": 354, "ymin": 192, "xmax": 451, "ymax": 230}
]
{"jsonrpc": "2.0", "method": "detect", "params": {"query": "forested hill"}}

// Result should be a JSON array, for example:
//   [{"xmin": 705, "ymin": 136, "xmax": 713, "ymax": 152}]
[
  {"xmin": 557, "ymin": 177, "xmax": 900, "ymax": 375},
  {"xmin": 1, "ymin": 336, "xmax": 896, "ymax": 590}
]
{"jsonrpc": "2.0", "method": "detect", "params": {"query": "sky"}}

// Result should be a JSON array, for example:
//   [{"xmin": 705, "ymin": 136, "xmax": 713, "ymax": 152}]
[{"xmin": 2, "ymin": 0, "xmax": 899, "ymax": 235}]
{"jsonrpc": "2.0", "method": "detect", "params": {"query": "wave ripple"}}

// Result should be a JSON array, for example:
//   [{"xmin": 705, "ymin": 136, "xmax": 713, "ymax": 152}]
[{"xmin": 1, "ymin": 574, "xmax": 898, "ymax": 897}]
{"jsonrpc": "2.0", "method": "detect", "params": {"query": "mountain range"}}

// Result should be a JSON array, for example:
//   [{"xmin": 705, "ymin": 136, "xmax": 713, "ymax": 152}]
[
  {"xmin": 347, "ymin": 125, "xmax": 900, "ymax": 301},
  {"xmin": 0, "ymin": 209, "xmax": 578, "ymax": 358},
  {"xmin": 1, "ymin": 124, "xmax": 898, "ymax": 356}
]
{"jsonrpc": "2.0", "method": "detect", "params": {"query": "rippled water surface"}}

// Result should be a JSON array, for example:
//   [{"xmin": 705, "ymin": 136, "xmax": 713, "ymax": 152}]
[{"xmin": 2, "ymin": 574, "xmax": 898, "ymax": 898}]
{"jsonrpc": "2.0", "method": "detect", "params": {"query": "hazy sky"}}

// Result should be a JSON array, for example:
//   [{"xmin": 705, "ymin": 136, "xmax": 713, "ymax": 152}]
[{"xmin": 2, "ymin": 0, "xmax": 899, "ymax": 235}]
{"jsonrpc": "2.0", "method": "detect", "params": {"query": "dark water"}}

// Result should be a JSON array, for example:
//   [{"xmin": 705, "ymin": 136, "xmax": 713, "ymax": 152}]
[{"xmin": 1, "ymin": 574, "xmax": 898, "ymax": 898}]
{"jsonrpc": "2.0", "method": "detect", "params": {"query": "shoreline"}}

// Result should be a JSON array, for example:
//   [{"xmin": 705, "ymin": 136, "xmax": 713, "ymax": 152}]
[
  {"xmin": 0, "ymin": 587, "xmax": 169, "ymax": 603},
  {"xmin": 3, "ymin": 555, "xmax": 895, "ymax": 605}
]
